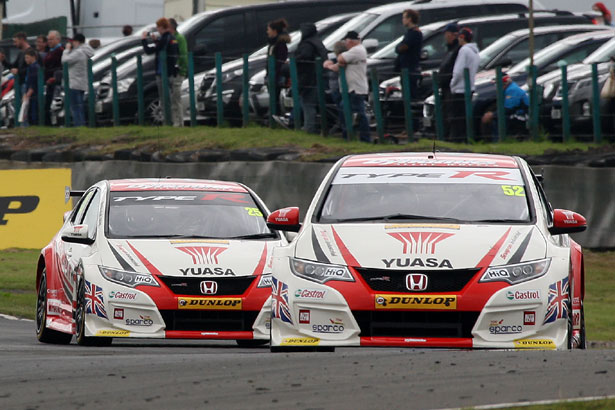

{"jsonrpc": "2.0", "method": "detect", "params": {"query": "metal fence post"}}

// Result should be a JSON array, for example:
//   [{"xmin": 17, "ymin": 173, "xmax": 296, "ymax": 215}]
[
  {"xmin": 370, "ymin": 69, "xmax": 384, "ymax": 142},
  {"xmin": 37, "ymin": 66, "xmax": 45, "ymax": 126},
  {"xmin": 63, "ymin": 62, "xmax": 71, "ymax": 127},
  {"xmin": 268, "ymin": 55, "xmax": 277, "ymax": 127},
  {"xmin": 215, "ymin": 52, "xmax": 224, "ymax": 127},
  {"xmin": 495, "ymin": 67, "xmax": 506, "ymax": 141},
  {"xmin": 161, "ymin": 49, "xmax": 172, "ymax": 126},
  {"xmin": 591, "ymin": 63, "xmax": 602, "ymax": 143},
  {"xmin": 431, "ymin": 71, "xmax": 444, "ymax": 140},
  {"xmin": 560, "ymin": 65, "xmax": 570, "ymax": 142},
  {"xmin": 289, "ymin": 57, "xmax": 301, "ymax": 131},
  {"xmin": 401, "ymin": 68, "xmax": 413, "ymax": 138},
  {"xmin": 111, "ymin": 55, "xmax": 120, "ymax": 127},
  {"xmin": 242, "ymin": 54, "xmax": 250, "ymax": 127},
  {"xmin": 188, "ymin": 52, "xmax": 197, "ymax": 127},
  {"xmin": 87, "ymin": 59, "xmax": 95, "ymax": 127},
  {"xmin": 13, "ymin": 75, "xmax": 21, "ymax": 127},
  {"xmin": 136, "ymin": 55, "xmax": 144, "ymax": 126},
  {"xmin": 315, "ymin": 57, "xmax": 327, "ymax": 136},
  {"xmin": 339, "ymin": 66, "xmax": 354, "ymax": 140},
  {"xmin": 529, "ymin": 65, "xmax": 539, "ymax": 140},
  {"xmin": 463, "ymin": 68, "xmax": 474, "ymax": 143}
]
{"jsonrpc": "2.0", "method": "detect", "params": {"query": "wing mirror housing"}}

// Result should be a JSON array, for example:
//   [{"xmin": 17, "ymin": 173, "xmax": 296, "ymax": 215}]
[
  {"xmin": 61, "ymin": 224, "xmax": 94, "ymax": 245},
  {"xmin": 362, "ymin": 38, "xmax": 379, "ymax": 52},
  {"xmin": 267, "ymin": 207, "xmax": 301, "ymax": 232},
  {"xmin": 549, "ymin": 209, "xmax": 587, "ymax": 235}
]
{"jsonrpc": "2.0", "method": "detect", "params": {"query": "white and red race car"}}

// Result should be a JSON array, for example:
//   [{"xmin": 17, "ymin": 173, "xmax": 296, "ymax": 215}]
[
  {"xmin": 36, "ymin": 178, "xmax": 284, "ymax": 346},
  {"xmin": 267, "ymin": 152, "xmax": 587, "ymax": 351}
]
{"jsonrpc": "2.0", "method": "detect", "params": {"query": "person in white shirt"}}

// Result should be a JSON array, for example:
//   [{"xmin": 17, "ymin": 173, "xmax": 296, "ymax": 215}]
[
  {"xmin": 324, "ymin": 31, "xmax": 370, "ymax": 142},
  {"xmin": 449, "ymin": 27, "xmax": 479, "ymax": 142}
]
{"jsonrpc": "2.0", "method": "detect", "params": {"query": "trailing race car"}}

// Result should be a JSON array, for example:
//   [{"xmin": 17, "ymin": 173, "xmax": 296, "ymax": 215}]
[
  {"xmin": 266, "ymin": 152, "xmax": 587, "ymax": 351},
  {"xmin": 36, "ymin": 178, "xmax": 284, "ymax": 346}
]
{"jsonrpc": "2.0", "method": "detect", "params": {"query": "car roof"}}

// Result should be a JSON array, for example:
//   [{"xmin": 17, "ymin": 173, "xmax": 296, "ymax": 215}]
[
  {"xmin": 341, "ymin": 152, "xmax": 519, "ymax": 168},
  {"xmin": 556, "ymin": 29, "xmax": 615, "ymax": 46},
  {"xmin": 497, "ymin": 24, "xmax": 607, "ymax": 39},
  {"xmin": 365, "ymin": 0, "xmax": 531, "ymax": 15},
  {"xmin": 108, "ymin": 178, "xmax": 248, "ymax": 193}
]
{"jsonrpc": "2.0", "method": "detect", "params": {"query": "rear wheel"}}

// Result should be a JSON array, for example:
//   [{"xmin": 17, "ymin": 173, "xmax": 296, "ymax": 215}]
[
  {"xmin": 75, "ymin": 278, "xmax": 112, "ymax": 346},
  {"xmin": 36, "ymin": 270, "xmax": 73, "ymax": 344},
  {"xmin": 577, "ymin": 304, "xmax": 587, "ymax": 349}
]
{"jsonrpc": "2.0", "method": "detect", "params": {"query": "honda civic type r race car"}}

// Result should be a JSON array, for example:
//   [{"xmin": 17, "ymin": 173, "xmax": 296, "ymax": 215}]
[
  {"xmin": 36, "ymin": 178, "xmax": 285, "ymax": 346},
  {"xmin": 266, "ymin": 152, "xmax": 587, "ymax": 351}
]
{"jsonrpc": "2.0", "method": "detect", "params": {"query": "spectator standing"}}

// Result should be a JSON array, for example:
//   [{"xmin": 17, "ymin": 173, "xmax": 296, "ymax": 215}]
[
  {"xmin": 123, "ymin": 25, "xmax": 134, "ymax": 36},
  {"xmin": 481, "ymin": 75, "xmax": 529, "ymax": 139},
  {"xmin": 592, "ymin": 3, "xmax": 613, "ymax": 26},
  {"xmin": 169, "ymin": 18, "xmax": 188, "ymax": 127},
  {"xmin": 43, "ymin": 30, "xmax": 65, "ymax": 126},
  {"xmin": 324, "ymin": 31, "xmax": 370, "ymax": 142},
  {"xmin": 395, "ymin": 9, "xmax": 422, "ymax": 98},
  {"xmin": 266, "ymin": 19, "xmax": 290, "ymax": 116},
  {"xmin": 327, "ymin": 41, "xmax": 347, "ymax": 134},
  {"xmin": 438, "ymin": 23, "xmax": 461, "ymax": 140},
  {"xmin": 36, "ymin": 35, "xmax": 49, "ymax": 60},
  {"xmin": 449, "ymin": 27, "xmax": 479, "ymax": 142},
  {"xmin": 61, "ymin": 33, "xmax": 94, "ymax": 127},
  {"xmin": 22, "ymin": 49, "xmax": 40, "ymax": 126},
  {"xmin": 141, "ymin": 18, "xmax": 179, "ymax": 125},
  {"xmin": 295, "ymin": 22, "xmax": 328, "ymax": 134},
  {"xmin": 10, "ymin": 32, "xmax": 30, "ymax": 87}
]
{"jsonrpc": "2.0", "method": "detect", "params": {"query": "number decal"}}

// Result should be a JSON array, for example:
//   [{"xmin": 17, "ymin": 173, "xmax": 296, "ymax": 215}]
[
  {"xmin": 245, "ymin": 207, "xmax": 263, "ymax": 217},
  {"xmin": 501, "ymin": 185, "xmax": 525, "ymax": 197}
]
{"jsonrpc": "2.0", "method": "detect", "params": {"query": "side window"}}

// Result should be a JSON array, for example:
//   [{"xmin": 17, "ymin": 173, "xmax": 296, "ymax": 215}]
[
  {"xmin": 193, "ymin": 14, "xmax": 247, "ymax": 57},
  {"xmin": 475, "ymin": 22, "xmax": 524, "ymax": 50},
  {"xmin": 71, "ymin": 190, "xmax": 95, "ymax": 225},
  {"xmin": 542, "ymin": 41, "xmax": 604, "ymax": 74},
  {"xmin": 81, "ymin": 190, "xmax": 101, "ymax": 230},
  {"xmin": 364, "ymin": 14, "xmax": 407, "ymax": 52},
  {"xmin": 483, "ymin": 4, "xmax": 527, "ymax": 14},
  {"xmin": 421, "ymin": 31, "xmax": 449, "ymax": 61}
]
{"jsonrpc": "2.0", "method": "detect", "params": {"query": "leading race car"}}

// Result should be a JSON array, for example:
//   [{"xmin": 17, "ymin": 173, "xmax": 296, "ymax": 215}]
[
  {"xmin": 36, "ymin": 178, "xmax": 284, "ymax": 346},
  {"xmin": 266, "ymin": 152, "xmax": 587, "ymax": 351}
]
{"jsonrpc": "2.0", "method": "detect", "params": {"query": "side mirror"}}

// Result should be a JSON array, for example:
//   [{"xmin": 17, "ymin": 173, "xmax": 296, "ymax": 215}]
[
  {"xmin": 549, "ymin": 209, "xmax": 587, "ymax": 235},
  {"xmin": 61, "ymin": 224, "xmax": 95, "ymax": 245},
  {"xmin": 420, "ymin": 49, "xmax": 429, "ymax": 60},
  {"xmin": 267, "ymin": 207, "xmax": 301, "ymax": 232},
  {"xmin": 362, "ymin": 38, "xmax": 379, "ymax": 52}
]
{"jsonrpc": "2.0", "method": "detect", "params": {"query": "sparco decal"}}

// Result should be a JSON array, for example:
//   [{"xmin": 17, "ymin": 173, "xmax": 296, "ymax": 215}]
[
  {"xmin": 125, "ymin": 315, "xmax": 154, "ymax": 326},
  {"xmin": 382, "ymin": 258, "xmax": 453, "ymax": 269},
  {"xmin": 489, "ymin": 320, "xmax": 522, "ymax": 335},
  {"xmin": 177, "ymin": 297, "xmax": 242, "ymax": 310},
  {"xmin": 312, "ymin": 324, "xmax": 344, "ymax": 334},
  {"xmin": 294, "ymin": 289, "xmax": 327, "ymax": 299},
  {"xmin": 0, "ymin": 196, "xmax": 39, "ymax": 225},
  {"xmin": 506, "ymin": 290, "xmax": 540, "ymax": 301},
  {"xmin": 180, "ymin": 267, "xmax": 235, "ymax": 276},
  {"xmin": 375, "ymin": 295, "xmax": 457, "ymax": 310}
]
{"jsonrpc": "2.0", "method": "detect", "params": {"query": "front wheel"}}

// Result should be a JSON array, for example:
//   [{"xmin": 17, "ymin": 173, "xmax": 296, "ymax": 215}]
[
  {"xmin": 75, "ymin": 278, "xmax": 112, "ymax": 346},
  {"xmin": 36, "ymin": 270, "xmax": 72, "ymax": 344}
]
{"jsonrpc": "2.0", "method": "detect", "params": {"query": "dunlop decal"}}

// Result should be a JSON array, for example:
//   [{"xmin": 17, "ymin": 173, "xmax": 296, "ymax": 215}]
[
  {"xmin": 178, "ymin": 297, "xmax": 242, "ymax": 310},
  {"xmin": 513, "ymin": 339, "xmax": 556, "ymax": 349},
  {"xmin": 95, "ymin": 329, "xmax": 131, "ymax": 337},
  {"xmin": 375, "ymin": 294, "xmax": 457, "ymax": 310},
  {"xmin": 280, "ymin": 337, "xmax": 320, "ymax": 346}
]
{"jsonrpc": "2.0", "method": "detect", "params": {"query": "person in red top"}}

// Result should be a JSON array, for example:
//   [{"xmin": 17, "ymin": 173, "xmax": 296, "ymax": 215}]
[
  {"xmin": 593, "ymin": 2, "xmax": 613, "ymax": 26},
  {"xmin": 43, "ymin": 30, "xmax": 64, "ymax": 125}
]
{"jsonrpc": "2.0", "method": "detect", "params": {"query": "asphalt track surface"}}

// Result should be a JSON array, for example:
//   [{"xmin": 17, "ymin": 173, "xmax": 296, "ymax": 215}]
[{"xmin": 1, "ymin": 317, "xmax": 614, "ymax": 410}]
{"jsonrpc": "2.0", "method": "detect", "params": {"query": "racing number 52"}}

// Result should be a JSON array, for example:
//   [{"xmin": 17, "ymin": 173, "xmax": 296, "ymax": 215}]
[{"xmin": 501, "ymin": 185, "xmax": 525, "ymax": 197}]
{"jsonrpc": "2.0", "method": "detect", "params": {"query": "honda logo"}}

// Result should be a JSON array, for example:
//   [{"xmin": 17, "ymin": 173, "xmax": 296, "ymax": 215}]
[
  {"xmin": 200, "ymin": 281, "xmax": 218, "ymax": 295},
  {"xmin": 406, "ymin": 274, "xmax": 428, "ymax": 291}
]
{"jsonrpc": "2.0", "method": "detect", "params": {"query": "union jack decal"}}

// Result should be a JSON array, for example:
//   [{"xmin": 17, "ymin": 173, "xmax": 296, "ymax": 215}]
[
  {"xmin": 84, "ymin": 280, "xmax": 108, "ymax": 319},
  {"xmin": 271, "ymin": 277, "xmax": 293, "ymax": 324},
  {"xmin": 543, "ymin": 278, "xmax": 569, "ymax": 324},
  {"xmin": 387, "ymin": 232, "xmax": 454, "ymax": 254},
  {"xmin": 177, "ymin": 246, "xmax": 227, "ymax": 264}
]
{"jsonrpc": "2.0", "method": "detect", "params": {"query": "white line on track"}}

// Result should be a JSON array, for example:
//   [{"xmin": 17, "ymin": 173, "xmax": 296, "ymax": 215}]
[
  {"xmin": 0, "ymin": 313, "xmax": 33, "ymax": 322},
  {"xmin": 435, "ymin": 394, "xmax": 615, "ymax": 410}
]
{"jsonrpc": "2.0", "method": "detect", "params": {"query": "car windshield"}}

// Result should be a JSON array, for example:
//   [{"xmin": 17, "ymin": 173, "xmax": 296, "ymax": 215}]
[
  {"xmin": 318, "ymin": 167, "xmax": 530, "ymax": 223},
  {"xmin": 107, "ymin": 190, "xmax": 275, "ymax": 239},
  {"xmin": 584, "ymin": 38, "xmax": 615, "ymax": 64},
  {"xmin": 323, "ymin": 12, "xmax": 379, "ymax": 50},
  {"xmin": 479, "ymin": 34, "xmax": 518, "ymax": 69}
]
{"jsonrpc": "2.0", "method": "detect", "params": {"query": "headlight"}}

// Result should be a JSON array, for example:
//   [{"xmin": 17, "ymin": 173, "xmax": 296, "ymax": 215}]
[
  {"xmin": 99, "ymin": 266, "xmax": 160, "ymax": 288},
  {"xmin": 289, "ymin": 258, "xmax": 354, "ymax": 284},
  {"xmin": 116, "ymin": 78, "xmax": 134, "ymax": 94},
  {"xmin": 479, "ymin": 258, "xmax": 550, "ymax": 285}
]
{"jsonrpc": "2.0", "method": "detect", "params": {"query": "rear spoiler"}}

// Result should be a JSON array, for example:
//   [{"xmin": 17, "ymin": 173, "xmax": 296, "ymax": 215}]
[{"xmin": 64, "ymin": 186, "xmax": 86, "ymax": 204}]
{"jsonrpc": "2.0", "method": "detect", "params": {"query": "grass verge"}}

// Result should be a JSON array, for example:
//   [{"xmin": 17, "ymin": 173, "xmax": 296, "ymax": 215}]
[
  {"xmin": 482, "ymin": 398, "xmax": 615, "ymax": 409},
  {"xmin": 1, "ymin": 249, "xmax": 614, "ymax": 342},
  {"xmin": 1, "ymin": 126, "xmax": 607, "ymax": 162}
]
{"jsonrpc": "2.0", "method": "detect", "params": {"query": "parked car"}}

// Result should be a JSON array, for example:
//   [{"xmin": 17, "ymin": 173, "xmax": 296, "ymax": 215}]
[
  {"xmin": 266, "ymin": 152, "xmax": 587, "ymax": 351},
  {"xmin": 36, "ymin": 178, "xmax": 285, "ymax": 346}
]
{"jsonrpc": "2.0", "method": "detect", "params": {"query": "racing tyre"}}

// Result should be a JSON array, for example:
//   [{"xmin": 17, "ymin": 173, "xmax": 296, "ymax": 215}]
[
  {"xmin": 235, "ymin": 339, "xmax": 268, "ymax": 347},
  {"xmin": 36, "ymin": 270, "xmax": 73, "ymax": 344},
  {"xmin": 567, "ymin": 290, "xmax": 574, "ymax": 350},
  {"xmin": 75, "ymin": 279, "xmax": 112, "ymax": 346},
  {"xmin": 578, "ymin": 304, "xmax": 587, "ymax": 349}
]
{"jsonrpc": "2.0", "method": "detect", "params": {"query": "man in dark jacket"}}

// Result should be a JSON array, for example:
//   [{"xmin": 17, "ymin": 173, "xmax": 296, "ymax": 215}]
[
  {"xmin": 142, "ymin": 18, "xmax": 178, "ymax": 124},
  {"xmin": 43, "ymin": 30, "xmax": 65, "ymax": 125},
  {"xmin": 437, "ymin": 23, "xmax": 461, "ymax": 139},
  {"xmin": 10, "ymin": 32, "xmax": 30, "ymax": 91},
  {"xmin": 295, "ymin": 22, "xmax": 328, "ymax": 134},
  {"xmin": 395, "ymin": 9, "xmax": 422, "ymax": 98}
]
